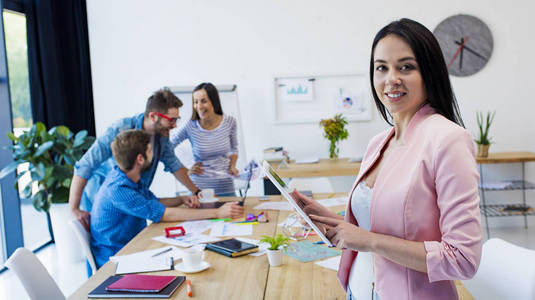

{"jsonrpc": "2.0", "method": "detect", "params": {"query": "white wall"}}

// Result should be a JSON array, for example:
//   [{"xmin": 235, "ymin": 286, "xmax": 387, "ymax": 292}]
[{"xmin": 86, "ymin": 0, "xmax": 535, "ymax": 226}]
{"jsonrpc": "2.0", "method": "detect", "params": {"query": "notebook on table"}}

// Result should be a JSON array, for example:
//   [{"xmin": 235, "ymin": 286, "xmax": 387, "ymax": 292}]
[
  {"xmin": 88, "ymin": 275, "xmax": 185, "ymax": 298},
  {"xmin": 205, "ymin": 238, "xmax": 259, "ymax": 257}
]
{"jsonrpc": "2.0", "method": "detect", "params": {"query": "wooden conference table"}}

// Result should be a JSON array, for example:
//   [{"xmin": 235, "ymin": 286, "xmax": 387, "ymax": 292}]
[{"xmin": 69, "ymin": 195, "xmax": 474, "ymax": 300}]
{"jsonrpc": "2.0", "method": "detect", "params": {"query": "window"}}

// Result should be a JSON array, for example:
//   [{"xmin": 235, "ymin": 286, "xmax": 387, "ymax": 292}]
[{"xmin": 3, "ymin": 9, "xmax": 51, "ymax": 251}]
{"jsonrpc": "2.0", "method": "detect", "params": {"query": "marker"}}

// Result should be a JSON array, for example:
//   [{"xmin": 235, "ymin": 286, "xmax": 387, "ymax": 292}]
[
  {"xmin": 186, "ymin": 280, "xmax": 192, "ymax": 297},
  {"xmin": 236, "ymin": 222, "xmax": 258, "ymax": 225},
  {"xmin": 210, "ymin": 218, "xmax": 231, "ymax": 222},
  {"xmin": 315, "ymin": 241, "xmax": 325, "ymax": 245},
  {"xmin": 327, "ymin": 193, "xmax": 336, "ymax": 198}
]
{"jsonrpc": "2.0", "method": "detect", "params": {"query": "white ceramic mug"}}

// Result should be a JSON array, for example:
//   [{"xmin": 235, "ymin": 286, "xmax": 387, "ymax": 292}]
[
  {"xmin": 199, "ymin": 188, "xmax": 215, "ymax": 200},
  {"xmin": 182, "ymin": 248, "xmax": 205, "ymax": 269}
]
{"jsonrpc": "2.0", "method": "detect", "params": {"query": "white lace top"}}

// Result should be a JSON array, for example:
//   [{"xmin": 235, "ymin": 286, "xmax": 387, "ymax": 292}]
[{"xmin": 348, "ymin": 181, "xmax": 379, "ymax": 300}]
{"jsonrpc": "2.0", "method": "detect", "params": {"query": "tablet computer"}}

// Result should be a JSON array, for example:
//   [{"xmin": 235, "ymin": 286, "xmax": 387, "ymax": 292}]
[{"xmin": 261, "ymin": 161, "xmax": 334, "ymax": 246}]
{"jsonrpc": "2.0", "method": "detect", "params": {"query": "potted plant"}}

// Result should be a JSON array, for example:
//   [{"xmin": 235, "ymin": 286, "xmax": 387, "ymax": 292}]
[
  {"xmin": 320, "ymin": 113, "xmax": 349, "ymax": 159},
  {"xmin": 0, "ymin": 122, "xmax": 94, "ymax": 263},
  {"xmin": 475, "ymin": 111, "xmax": 495, "ymax": 158},
  {"xmin": 260, "ymin": 233, "xmax": 291, "ymax": 267}
]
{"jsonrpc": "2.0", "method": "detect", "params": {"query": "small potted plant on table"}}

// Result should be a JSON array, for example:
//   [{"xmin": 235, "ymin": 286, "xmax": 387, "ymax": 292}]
[
  {"xmin": 475, "ymin": 111, "xmax": 495, "ymax": 158},
  {"xmin": 260, "ymin": 233, "xmax": 291, "ymax": 267}
]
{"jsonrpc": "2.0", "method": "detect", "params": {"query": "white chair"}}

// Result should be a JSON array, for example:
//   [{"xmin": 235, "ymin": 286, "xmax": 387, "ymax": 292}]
[
  {"xmin": 288, "ymin": 177, "xmax": 334, "ymax": 194},
  {"xmin": 5, "ymin": 247, "xmax": 65, "ymax": 300},
  {"xmin": 463, "ymin": 238, "xmax": 535, "ymax": 300},
  {"xmin": 68, "ymin": 219, "xmax": 98, "ymax": 275}
]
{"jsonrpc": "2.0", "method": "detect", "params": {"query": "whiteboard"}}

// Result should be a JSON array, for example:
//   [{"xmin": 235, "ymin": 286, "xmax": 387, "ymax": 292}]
[
  {"xmin": 273, "ymin": 74, "xmax": 372, "ymax": 124},
  {"xmin": 167, "ymin": 84, "xmax": 247, "ymax": 193}
]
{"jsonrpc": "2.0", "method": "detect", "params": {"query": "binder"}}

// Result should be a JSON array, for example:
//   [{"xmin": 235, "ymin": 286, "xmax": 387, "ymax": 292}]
[
  {"xmin": 205, "ymin": 238, "xmax": 259, "ymax": 257},
  {"xmin": 88, "ymin": 275, "xmax": 185, "ymax": 298}
]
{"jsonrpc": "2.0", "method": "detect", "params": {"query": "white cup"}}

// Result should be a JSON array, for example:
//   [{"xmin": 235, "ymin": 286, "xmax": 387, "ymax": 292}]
[
  {"xmin": 199, "ymin": 188, "xmax": 215, "ymax": 200},
  {"xmin": 182, "ymin": 248, "xmax": 205, "ymax": 269}
]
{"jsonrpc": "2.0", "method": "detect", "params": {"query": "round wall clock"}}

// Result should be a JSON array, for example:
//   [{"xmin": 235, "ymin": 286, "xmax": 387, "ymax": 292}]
[{"xmin": 433, "ymin": 14, "xmax": 493, "ymax": 77}]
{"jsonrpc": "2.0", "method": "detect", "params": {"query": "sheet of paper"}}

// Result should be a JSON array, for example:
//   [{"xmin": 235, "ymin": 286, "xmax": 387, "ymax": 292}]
[
  {"xmin": 210, "ymin": 222, "xmax": 253, "ymax": 237},
  {"xmin": 152, "ymin": 233, "xmax": 220, "ymax": 247},
  {"xmin": 317, "ymin": 197, "xmax": 347, "ymax": 207},
  {"xmin": 110, "ymin": 246, "xmax": 183, "ymax": 263},
  {"xmin": 177, "ymin": 220, "xmax": 219, "ymax": 234},
  {"xmin": 315, "ymin": 255, "xmax": 341, "ymax": 271},
  {"xmin": 253, "ymin": 201, "xmax": 293, "ymax": 211},
  {"xmin": 114, "ymin": 255, "xmax": 173, "ymax": 275}
]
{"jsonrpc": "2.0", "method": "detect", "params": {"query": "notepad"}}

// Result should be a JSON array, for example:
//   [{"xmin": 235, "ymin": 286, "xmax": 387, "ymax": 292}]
[
  {"xmin": 106, "ymin": 274, "xmax": 177, "ymax": 293},
  {"xmin": 205, "ymin": 238, "xmax": 259, "ymax": 257},
  {"xmin": 115, "ymin": 255, "xmax": 174, "ymax": 275},
  {"xmin": 88, "ymin": 275, "xmax": 185, "ymax": 298}
]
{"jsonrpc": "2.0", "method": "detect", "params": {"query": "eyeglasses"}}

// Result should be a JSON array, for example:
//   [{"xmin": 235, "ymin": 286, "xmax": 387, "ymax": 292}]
[{"xmin": 154, "ymin": 112, "xmax": 179, "ymax": 124}]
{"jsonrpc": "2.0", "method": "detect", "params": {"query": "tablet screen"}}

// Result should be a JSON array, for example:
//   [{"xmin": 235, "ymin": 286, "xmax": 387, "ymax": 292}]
[{"xmin": 262, "ymin": 161, "xmax": 334, "ymax": 246}]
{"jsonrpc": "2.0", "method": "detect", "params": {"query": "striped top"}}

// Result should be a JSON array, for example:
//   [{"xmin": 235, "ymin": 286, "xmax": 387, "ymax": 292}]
[{"xmin": 170, "ymin": 114, "xmax": 238, "ymax": 195}]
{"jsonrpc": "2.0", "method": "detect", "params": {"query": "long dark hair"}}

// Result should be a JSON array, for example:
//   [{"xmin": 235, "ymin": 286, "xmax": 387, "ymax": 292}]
[
  {"xmin": 369, "ymin": 18, "xmax": 464, "ymax": 127},
  {"xmin": 191, "ymin": 82, "xmax": 223, "ymax": 120}
]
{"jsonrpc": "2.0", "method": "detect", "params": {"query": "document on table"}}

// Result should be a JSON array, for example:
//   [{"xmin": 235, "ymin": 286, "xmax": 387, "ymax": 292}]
[
  {"xmin": 110, "ymin": 246, "xmax": 183, "ymax": 275},
  {"xmin": 315, "ymin": 255, "xmax": 341, "ymax": 271},
  {"xmin": 253, "ymin": 201, "xmax": 293, "ymax": 211},
  {"xmin": 177, "ymin": 220, "xmax": 219, "ymax": 234},
  {"xmin": 210, "ymin": 222, "xmax": 252, "ymax": 237},
  {"xmin": 110, "ymin": 246, "xmax": 183, "ymax": 262},
  {"xmin": 152, "ymin": 233, "xmax": 220, "ymax": 247},
  {"xmin": 317, "ymin": 197, "xmax": 347, "ymax": 207}
]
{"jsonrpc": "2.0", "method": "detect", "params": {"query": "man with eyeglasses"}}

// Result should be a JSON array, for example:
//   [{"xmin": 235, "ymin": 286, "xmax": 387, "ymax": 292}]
[{"xmin": 69, "ymin": 88, "xmax": 201, "ymax": 231}]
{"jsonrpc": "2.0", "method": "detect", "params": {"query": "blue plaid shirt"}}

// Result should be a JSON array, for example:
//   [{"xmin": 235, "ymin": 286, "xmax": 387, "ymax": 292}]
[
  {"xmin": 90, "ymin": 165, "xmax": 166, "ymax": 268},
  {"xmin": 74, "ymin": 113, "xmax": 183, "ymax": 211}
]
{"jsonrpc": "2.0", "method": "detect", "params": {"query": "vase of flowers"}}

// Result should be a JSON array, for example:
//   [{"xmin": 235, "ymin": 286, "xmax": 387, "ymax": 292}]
[
  {"xmin": 320, "ymin": 114, "xmax": 349, "ymax": 159},
  {"xmin": 474, "ymin": 111, "xmax": 495, "ymax": 158}
]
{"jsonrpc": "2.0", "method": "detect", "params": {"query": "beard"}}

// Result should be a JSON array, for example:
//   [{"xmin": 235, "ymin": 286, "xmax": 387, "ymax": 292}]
[
  {"xmin": 140, "ymin": 159, "xmax": 152, "ymax": 174},
  {"xmin": 154, "ymin": 120, "xmax": 171, "ymax": 137}
]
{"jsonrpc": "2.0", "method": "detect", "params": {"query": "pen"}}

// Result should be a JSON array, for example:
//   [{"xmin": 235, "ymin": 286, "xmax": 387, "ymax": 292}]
[
  {"xmin": 315, "ymin": 241, "xmax": 325, "ymax": 244},
  {"xmin": 210, "ymin": 218, "xmax": 231, "ymax": 222},
  {"xmin": 328, "ymin": 193, "xmax": 336, "ymax": 198},
  {"xmin": 151, "ymin": 247, "xmax": 172, "ymax": 257},
  {"xmin": 236, "ymin": 222, "xmax": 258, "ymax": 225},
  {"xmin": 186, "ymin": 280, "xmax": 193, "ymax": 297}
]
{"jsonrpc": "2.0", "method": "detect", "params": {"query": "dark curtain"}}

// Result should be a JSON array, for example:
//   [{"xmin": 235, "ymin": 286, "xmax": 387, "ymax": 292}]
[{"xmin": 24, "ymin": 0, "xmax": 95, "ymax": 136}]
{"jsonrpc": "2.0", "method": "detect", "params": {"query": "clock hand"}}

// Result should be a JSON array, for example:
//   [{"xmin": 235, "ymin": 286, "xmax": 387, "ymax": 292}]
[
  {"xmin": 459, "ymin": 37, "xmax": 464, "ymax": 70},
  {"xmin": 447, "ymin": 35, "xmax": 470, "ymax": 68},
  {"xmin": 454, "ymin": 41, "xmax": 488, "ymax": 61}
]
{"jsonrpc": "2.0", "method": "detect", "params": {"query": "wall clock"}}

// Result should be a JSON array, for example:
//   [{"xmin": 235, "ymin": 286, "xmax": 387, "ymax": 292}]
[{"xmin": 433, "ymin": 14, "xmax": 493, "ymax": 77}]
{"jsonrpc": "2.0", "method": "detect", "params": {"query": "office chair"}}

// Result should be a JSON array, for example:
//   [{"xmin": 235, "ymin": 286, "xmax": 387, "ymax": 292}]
[
  {"xmin": 5, "ymin": 247, "xmax": 65, "ymax": 300},
  {"xmin": 69, "ymin": 219, "xmax": 98, "ymax": 276},
  {"xmin": 463, "ymin": 238, "xmax": 535, "ymax": 300},
  {"xmin": 288, "ymin": 177, "xmax": 334, "ymax": 194}
]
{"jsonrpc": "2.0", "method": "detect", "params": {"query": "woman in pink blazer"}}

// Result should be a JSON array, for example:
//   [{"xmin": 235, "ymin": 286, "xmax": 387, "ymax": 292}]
[{"xmin": 292, "ymin": 19, "xmax": 482, "ymax": 300}]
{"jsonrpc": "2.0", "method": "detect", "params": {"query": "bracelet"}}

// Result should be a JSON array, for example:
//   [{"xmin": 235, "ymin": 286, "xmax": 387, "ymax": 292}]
[{"xmin": 194, "ymin": 189, "xmax": 201, "ymax": 196}]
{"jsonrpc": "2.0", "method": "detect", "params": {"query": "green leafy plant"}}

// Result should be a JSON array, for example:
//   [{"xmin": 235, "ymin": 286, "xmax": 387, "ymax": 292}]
[
  {"xmin": 475, "ymin": 111, "xmax": 495, "ymax": 145},
  {"xmin": 320, "ymin": 113, "xmax": 349, "ymax": 159},
  {"xmin": 0, "ymin": 122, "xmax": 95, "ymax": 212},
  {"xmin": 260, "ymin": 233, "xmax": 291, "ymax": 251}
]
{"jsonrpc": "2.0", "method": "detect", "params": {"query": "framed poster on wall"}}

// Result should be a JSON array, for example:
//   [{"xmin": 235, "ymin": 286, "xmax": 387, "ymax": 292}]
[{"xmin": 273, "ymin": 74, "xmax": 371, "ymax": 123}]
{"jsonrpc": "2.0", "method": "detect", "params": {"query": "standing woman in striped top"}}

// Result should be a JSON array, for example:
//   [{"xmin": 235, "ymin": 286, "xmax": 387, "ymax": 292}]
[{"xmin": 170, "ymin": 83, "xmax": 239, "ymax": 196}]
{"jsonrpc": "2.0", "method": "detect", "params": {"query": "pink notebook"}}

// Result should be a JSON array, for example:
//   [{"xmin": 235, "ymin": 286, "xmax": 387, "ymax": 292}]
[{"xmin": 105, "ymin": 274, "xmax": 177, "ymax": 293}]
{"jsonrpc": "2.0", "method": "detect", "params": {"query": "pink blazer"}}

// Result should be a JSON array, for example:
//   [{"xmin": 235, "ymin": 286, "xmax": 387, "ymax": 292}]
[{"xmin": 338, "ymin": 105, "xmax": 482, "ymax": 300}]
